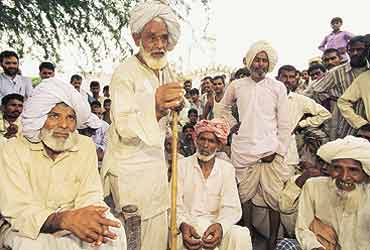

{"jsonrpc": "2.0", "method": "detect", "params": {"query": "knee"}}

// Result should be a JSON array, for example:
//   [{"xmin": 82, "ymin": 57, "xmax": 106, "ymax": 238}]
[{"xmin": 227, "ymin": 225, "xmax": 251, "ymax": 240}]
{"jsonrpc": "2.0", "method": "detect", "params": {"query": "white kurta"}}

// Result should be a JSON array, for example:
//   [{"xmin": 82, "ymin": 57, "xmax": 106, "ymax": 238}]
[
  {"xmin": 296, "ymin": 177, "xmax": 370, "ymax": 250},
  {"xmin": 176, "ymin": 155, "xmax": 252, "ymax": 250}
]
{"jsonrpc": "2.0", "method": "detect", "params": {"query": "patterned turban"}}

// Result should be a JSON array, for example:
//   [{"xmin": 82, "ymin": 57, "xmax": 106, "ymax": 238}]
[
  {"xmin": 194, "ymin": 118, "xmax": 230, "ymax": 145},
  {"xmin": 129, "ymin": 0, "xmax": 181, "ymax": 51},
  {"xmin": 22, "ymin": 78, "xmax": 91, "ymax": 142},
  {"xmin": 317, "ymin": 136, "xmax": 370, "ymax": 176},
  {"xmin": 244, "ymin": 40, "xmax": 278, "ymax": 73}
]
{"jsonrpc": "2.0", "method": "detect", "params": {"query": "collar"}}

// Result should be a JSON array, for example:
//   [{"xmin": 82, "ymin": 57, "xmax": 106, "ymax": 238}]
[
  {"xmin": 191, "ymin": 154, "xmax": 219, "ymax": 177},
  {"xmin": 1, "ymin": 72, "xmax": 19, "ymax": 83}
]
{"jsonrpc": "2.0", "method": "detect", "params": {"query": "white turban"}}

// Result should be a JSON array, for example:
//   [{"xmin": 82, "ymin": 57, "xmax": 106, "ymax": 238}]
[
  {"xmin": 129, "ymin": 0, "xmax": 180, "ymax": 51},
  {"xmin": 22, "ymin": 78, "xmax": 91, "ymax": 142},
  {"xmin": 79, "ymin": 113, "xmax": 102, "ymax": 130},
  {"xmin": 317, "ymin": 136, "xmax": 370, "ymax": 176},
  {"xmin": 244, "ymin": 40, "xmax": 278, "ymax": 73}
]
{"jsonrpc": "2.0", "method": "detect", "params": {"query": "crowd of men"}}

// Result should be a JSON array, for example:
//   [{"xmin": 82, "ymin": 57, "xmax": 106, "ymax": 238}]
[{"xmin": 0, "ymin": 1, "xmax": 370, "ymax": 250}]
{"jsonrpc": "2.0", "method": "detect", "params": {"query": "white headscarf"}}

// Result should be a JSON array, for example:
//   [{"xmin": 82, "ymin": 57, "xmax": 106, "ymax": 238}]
[
  {"xmin": 244, "ymin": 40, "xmax": 278, "ymax": 73},
  {"xmin": 79, "ymin": 113, "xmax": 102, "ymax": 130},
  {"xmin": 22, "ymin": 78, "xmax": 91, "ymax": 142},
  {"xmin": 129, "ymin": 0, "xmax": 180, "ymax": 51},
  {"xmin": 317, "ymin": 136, "xmax": 370, "ymax": 176}
]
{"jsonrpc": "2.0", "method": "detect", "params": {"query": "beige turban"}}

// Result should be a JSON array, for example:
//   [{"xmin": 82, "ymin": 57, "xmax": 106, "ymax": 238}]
[
  {"xmin": 22, "ymin": 78, "xmax": 91, "ymax": 142},
  {"xmin": 129, "ymin": 0, "xmax": 180, "ymax": 51},
  {"xmin": 317, "ymin": 136, "xmax": 370, "ymax": 176},
  {"xmin": 244, "ymin": 40, "xmax": 278, "ymax": 73},
  {"xmin": 194, "ymin": 118, "xmax": 230, "ymax": 145}
]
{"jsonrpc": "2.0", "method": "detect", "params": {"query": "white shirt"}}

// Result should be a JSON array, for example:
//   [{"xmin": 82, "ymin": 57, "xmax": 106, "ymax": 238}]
[
  {"xmin": 92, "ymin": 120, "xmax": 109, "ymax": 151},
  {"xmin": 0, "ymin": 73, "xmax": 33, "ymax": 101},
  {"xmin": 176, "ymin": 155, "xmax": 242, "ymax": 234},
  {"xmin": 219, "ymin": 76, "xmax": 290, "ymax": 166}
]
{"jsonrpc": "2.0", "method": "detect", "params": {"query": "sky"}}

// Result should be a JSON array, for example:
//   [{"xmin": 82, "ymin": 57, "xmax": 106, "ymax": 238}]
[{"xmin": 19, "ymin": 0, "xmax": 369, "ymax": 83}]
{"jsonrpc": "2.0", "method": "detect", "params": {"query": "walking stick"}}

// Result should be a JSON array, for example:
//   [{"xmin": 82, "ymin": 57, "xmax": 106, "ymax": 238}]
[{"xmin": 170, "ymin": 110, "xmax": 178, "ymax": 250}]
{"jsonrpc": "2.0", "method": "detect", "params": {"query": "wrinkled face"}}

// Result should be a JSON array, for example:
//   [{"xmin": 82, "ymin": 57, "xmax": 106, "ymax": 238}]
[
  {"xmin": 91, "ymin": 105, "xmax": 103, "ymax": 119},
  {"xmin": 71, "ymin": 79, "xmax": 82, "ymax": 91},
  {"xmin": 184, "ymin": 127, "xmax": 194, "ymax": 140},
  {"xmin": 196, "ymin": 131, "xmax": 220, "ymax": 157},
  {"xmin": 43, "ymin": 104, "xmax": 77, "ymax": 138},
  {"xmin": 322, "ymin": 52, "xmax": 341, "ymax": 70},
  {"xmin": 90, "ymin": 85, "xmax": 100, "ymax": 96},
  {"xmin": 3, "ymin": 99, "xmax": 23, "ymax": 120},
  {"xmin": 309, "ymin": 68, "xmax": 325, "ymax": 81},
  {"xmin": 212, "ymin": 78, "xmax": 225, "ymax": 95},
  {"xmin": 278, "ymin": 69, "xmax": 298, "ymax": 92},
  {"xmin": 348, "ymin": 42, "xmax": 367, "ymax": 68},
  {"xmin": 188, "ymin": 112, "xmax": 198, "ymax": 124},
  {"xmin": 39, "ymin": 68, "xmax": 55, "ymax": 79},
  {"xmin": 331, "ymin": 21, "xmax": 342, "ymax": 31},
  {"xmin": 140, "ymin": 19, "xmax": 168, "ymax": 59},
  {"xmin": 250, "ymin": 51, "xmax": 269, "ymax": 81},
  {"xmin": 330, "ymin": 159, "xmax": 369, "ymax": 192},
  {"xmin": 201, "ymin": 79, "xmax": 213, "ymax": 93},
  {"xmin": 1, "ymin": 56, "xmax": 19, "ymax": 77}
]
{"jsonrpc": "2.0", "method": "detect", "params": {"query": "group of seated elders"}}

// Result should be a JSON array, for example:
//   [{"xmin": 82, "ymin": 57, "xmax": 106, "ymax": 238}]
[
  {"xmin": 177, "ymin": 119, "xmax": 252, "ymax": 250},
  {"xmin": 0, "ymin": 78, "xmax": 127, "ymax": 250}
]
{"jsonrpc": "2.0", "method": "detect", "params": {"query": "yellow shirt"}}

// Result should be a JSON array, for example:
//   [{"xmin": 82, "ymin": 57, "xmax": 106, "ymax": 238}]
[
  {"xmin": 296, "ymin": 177, "xmax": 370, "ymax": 250},
  {"xmin": 0, "ymin": 135, "xmax": 103, "ymax": 240},
  {"xmin": 101, "ymin": 56, "xmax": 175, "ymax": 219},
  {"xmin": 337, "ymin": 71, "xmax": 370, "ymax": 129}
]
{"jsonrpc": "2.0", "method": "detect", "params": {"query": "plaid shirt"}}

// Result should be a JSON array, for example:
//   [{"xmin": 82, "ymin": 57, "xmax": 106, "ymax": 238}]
[{"xmin": 304, "ymin": 63, "xmax": 368, "ymax": 139}]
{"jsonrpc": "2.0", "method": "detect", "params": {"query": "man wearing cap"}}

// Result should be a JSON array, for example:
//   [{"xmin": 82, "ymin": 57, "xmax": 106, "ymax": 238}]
[
  {"xmin": 218, "ymin": 41, "xmax": 291, "ymax": 248},
  {"xmin": 101, "ymin": 1, "xmax": 183, "ymax": 249},
  {"xmin": 0, "ymin": 78, "xmax": 127, "ymax": 250},
  {"xmin": 296, "ymin": 136, "xmax": 370, "ymax": 250},
  {"xmin": 177, "ymin": 119, "xmax": 252, "ymax": 250}
]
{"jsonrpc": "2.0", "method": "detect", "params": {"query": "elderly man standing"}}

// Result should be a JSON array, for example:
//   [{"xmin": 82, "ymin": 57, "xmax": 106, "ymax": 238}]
[
  {"xmin": 296, "ymin": 136, "xmax": 370, "ymax": 250},
  {"xmin": 101, "ymin": 1, "xmax": 183, "ymax": 249},
  {"xmin": 177, "ymin": 119, "xmax": 252, "ymax": 250},
  {"xmin": 0, "ymin": 78, "xmax": 126, "ymax": 250},
  {"xmin": 218, "ymin": 41, "xmax": 291, "ymax": 248}
]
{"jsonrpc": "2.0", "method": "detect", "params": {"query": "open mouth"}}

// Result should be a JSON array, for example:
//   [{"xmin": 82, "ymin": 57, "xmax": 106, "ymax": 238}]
[{"xmin": 336, "ymin": 179, "xmax": 355, "ymax": 191}]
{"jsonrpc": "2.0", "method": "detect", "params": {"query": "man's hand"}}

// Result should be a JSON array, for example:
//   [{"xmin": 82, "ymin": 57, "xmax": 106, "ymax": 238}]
[
  {"xmin": 201, "ymin": 223, "xmax": 223, "ymax": 250},
  {"xmin": 155, "ymin": 82, "xmax": 184, "ymax": 121},
  {"xmin": 180, "ymin": 223, "xmax": 202, "ymax": 250},
  {"xmin": 295, "ymin": 166, "xmax": 321, "ymax": 188},
  {"xmin": 4, "ymin": 124, "xmax": 18, "ymax": 139},
  {"xmin": 261, "ymin": 153, "xmax": 276, "ymax": 163},
  {"xmin": 59, "ymin": 205, "xmax": 120, "ymax": 244}
]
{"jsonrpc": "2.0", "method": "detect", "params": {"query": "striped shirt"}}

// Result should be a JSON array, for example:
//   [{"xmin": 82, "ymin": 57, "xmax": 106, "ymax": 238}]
[{"xmin": 304, "ymin": 63, "xmax": 368, "ymax": 139}]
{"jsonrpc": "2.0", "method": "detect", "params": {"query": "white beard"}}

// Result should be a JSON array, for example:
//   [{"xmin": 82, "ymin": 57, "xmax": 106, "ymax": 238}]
[
  {"xmin": 333, "ymin": 179, "xmax": 367, "ymax": 211},
  {"xmin": 40, "ymin": 127, "xmax": 78, "ymax": 152},
  {"xmin": 139, "ymin": 40, "xmax": 168, "ymax": 70},
  {"xmin": 196, "ymin": 151, "xmax": 216, "ymax": 162}
]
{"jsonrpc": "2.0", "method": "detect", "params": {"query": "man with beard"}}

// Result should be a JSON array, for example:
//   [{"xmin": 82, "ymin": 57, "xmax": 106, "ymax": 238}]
[
  {"xmin": 218, "ymin": 41, "xmax": 291, "ymax": 249},
  {"xmin": 0, "ymin": 51, "xmax": 33, "ymax": 102},
  {"xmin": 100, "ymin": 1, "xmax": 183, "ymax": 249},
  {"xmin": 0, "ymin": 78, "xmax": 127, "ymax": 250},
  {"xmin": 0, "ymin": 94, "xmax": 24, "ymax": 142},
  {"xmin": 304, "ymin": 35, "xmax": 369, "ymax": 140},
  {"xmin": 177, "ymin": 119, "xmax": 252, "ymax": 250},
  {"xmin": 296, "ymin": 136, "xmax": 370, "ymax": 250},
  {"xmin": 277, "ymin": 65, "xmax": 331, "ymax": 167},
  {"xmin": 321, "ymin": 48, "xmax": 341, "ymax": 71}
]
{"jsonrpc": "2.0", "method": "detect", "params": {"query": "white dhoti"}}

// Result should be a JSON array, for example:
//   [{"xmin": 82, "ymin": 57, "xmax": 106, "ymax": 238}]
[
  {"xmin": 177, "ymin": 218, "xmax": 252, "ymax": 250},
  {"xmin": 237, "ymin": 155, "xmax": 292, "ymax": 211},
  {"xmin": 3, "ymin": 213, "xmax": 127, "ymax": 250}
]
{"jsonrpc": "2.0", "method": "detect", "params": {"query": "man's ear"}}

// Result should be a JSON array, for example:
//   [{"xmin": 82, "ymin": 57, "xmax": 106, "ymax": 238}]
[{"xmin": 132, "ymin": 33, "xmax": 141, "ymax": 47}]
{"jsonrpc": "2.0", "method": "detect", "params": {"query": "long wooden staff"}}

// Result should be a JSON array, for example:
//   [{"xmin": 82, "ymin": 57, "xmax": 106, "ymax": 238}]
[{"xmin": 159, "ymin": 69, "xmax": 179, "ymax": 250}]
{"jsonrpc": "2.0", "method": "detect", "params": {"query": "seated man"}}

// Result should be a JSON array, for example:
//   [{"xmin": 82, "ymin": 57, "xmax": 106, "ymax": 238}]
[
  {"xmin": 0, "ymin": 93, "xmax": 23, "ymax": 142},
  {"xmin": 177, "ymin": 119, "xmax": 252, "ymax": 250},
  {"xmin": 296, "ymin": 136, "xmax": 370, "ymax": 250},
  {"xmin": 0, "ymin": 78, "xmax": 126, "ymax": 250}
]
